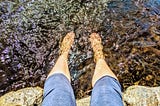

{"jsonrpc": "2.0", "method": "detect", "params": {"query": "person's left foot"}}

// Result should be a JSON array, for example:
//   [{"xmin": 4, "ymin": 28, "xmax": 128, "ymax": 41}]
[{"xmin": 59, "ymin": 32, "xmax": 75, "ymax": 56}]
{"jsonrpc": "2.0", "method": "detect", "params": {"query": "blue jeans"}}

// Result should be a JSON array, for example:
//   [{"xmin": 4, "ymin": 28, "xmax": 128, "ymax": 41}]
[{"xmin": 42, "ymin": 74, "xmax": 123, "ymax": 106}]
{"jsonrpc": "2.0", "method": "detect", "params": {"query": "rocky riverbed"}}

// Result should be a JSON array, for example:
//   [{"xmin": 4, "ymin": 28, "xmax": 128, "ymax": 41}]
[{"xmin": 0, "ymin": 0, "xmax": 160, "ymax": 99}]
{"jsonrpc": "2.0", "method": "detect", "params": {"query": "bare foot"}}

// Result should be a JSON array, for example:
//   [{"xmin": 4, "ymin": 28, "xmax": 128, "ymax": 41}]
[
  {"xmin": 47, "ymin": 32, "xmax": 75, "ymax": 80},
  {"xmin": 89, "ymin": 33, "xmax": 104, "ymax": 62},
  {"xmin": 90, "ymin": 33, "xmax": 118, "ymax": 86},
  {"xmin": 59, "ymin": 32, "xmax": 75, "ymax": 57}
]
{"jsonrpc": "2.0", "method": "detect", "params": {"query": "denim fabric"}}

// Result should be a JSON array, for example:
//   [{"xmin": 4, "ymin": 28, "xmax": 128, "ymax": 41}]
[
  {"xmin": 42, "ymin": 74, "xmax": 76, "ymax": 106},
  {"xmin": 42, "ymin": 74, "xmax": 123, "ymax": 106},
  {"xmin": 90, "ymin": 76, "xmax": 124, "ymax": 106}
]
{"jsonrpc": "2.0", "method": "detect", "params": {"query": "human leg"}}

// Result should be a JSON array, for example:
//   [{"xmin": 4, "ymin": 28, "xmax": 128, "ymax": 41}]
[
  {"xmin": 47, "ymin": 32, "xmax": 75, "ymax": 82},
  {"xmin": 42, "ymin": 32, "xmax": 76, "ymax": 106},
  {"xmin": 89, "ymin": 33, "xmax": 123, "ymax": 106},
  {"xmin": 89, "ymin": 33, "xmax": 118, "ymax": 86}
]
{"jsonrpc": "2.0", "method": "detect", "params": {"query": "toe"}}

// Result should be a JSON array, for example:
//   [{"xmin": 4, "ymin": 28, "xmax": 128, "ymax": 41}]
[
  {"xmin": 60, "ymin": 32, "xmax": 75, "ymax": 55},
  {"xmin": 67, "ymin": 32, "xmax": 75, "ymax": 38}
]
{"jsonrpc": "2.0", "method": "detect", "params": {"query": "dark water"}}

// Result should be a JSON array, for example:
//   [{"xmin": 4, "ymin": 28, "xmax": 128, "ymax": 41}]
[{"xmin": 0, "ymin": 0, "xmax": 160, "ymax": 99}]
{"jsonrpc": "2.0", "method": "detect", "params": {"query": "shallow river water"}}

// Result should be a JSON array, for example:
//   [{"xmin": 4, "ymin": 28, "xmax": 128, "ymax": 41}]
[{"xmin": 0, "ymin": 0, "xmax": 160, "ymax": 99}]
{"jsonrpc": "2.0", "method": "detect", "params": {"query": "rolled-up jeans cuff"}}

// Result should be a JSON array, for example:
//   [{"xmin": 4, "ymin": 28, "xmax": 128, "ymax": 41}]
[
  {"xmin": 91, "ymin": 75, "xmax": 123, "ymax": 106},
  {"xmin": 42, "ymin": 73, "xmax": 76, "ymax": 106}
]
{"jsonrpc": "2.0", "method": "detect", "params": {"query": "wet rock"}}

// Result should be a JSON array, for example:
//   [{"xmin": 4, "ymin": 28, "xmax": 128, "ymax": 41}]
[{"xmin": 0, "ymin": 87, "xmax": 43, "ymax": 106}]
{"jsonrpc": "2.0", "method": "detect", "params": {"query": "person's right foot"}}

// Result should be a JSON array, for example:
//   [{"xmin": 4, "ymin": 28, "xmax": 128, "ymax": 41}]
[
  {"xmin": 89, "ymin": 33, "xmax": 104, "ymax": 62},
  {"xmin": 59, "ymin": 32, "xmax": 75, "ymax": 57}
]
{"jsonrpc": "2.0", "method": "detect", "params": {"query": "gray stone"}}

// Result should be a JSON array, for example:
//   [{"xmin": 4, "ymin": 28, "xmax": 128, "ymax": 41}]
[
  {"xmin": 0, "ymin": 87, "xmax": 43, "ymax": 106},
  {"xmin": 77, "ymin": 86, "xmax": 160, "ymax": 106},
  {"xmin": 123, "ymin": 85, "xmax": 160, "ymax": 106}
]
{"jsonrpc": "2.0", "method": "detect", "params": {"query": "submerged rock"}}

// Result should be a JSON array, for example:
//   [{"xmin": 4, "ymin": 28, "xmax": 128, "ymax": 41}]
[{"xmin": 0, "ymin": 86, "xmax": 160, "ymax": 106}]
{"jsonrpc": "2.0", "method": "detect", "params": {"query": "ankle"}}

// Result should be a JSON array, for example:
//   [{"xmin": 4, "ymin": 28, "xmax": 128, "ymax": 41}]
[
  {"xmin": 61, "ymin": 52, "xmax": 69, "ymax": 59},
  {"xmin": 94, "ymin": 52, "xmax": 104, "ymax": 62}
]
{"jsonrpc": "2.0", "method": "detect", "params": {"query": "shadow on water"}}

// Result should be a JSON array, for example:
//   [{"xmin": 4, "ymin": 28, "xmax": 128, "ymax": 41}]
[{"xmin": 0, "ymin": 0, "xmax": 160, "ymax": 99}]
